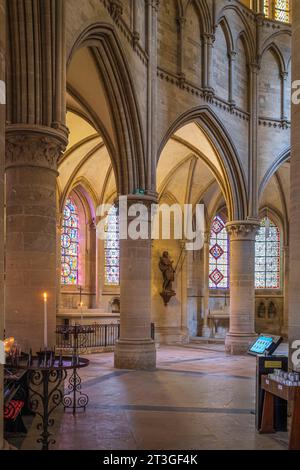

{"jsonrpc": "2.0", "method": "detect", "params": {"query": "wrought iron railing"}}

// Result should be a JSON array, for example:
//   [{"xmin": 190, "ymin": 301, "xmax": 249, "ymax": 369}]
[{"xmin": 56, "ymin": 323, "xmax": 155, "ymax": 350}]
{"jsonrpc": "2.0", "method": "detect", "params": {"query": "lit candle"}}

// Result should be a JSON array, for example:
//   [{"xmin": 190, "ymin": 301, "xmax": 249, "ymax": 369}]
[{"xmin": 43, "ymin": 292, "xmax": 48, "ymax": 350}]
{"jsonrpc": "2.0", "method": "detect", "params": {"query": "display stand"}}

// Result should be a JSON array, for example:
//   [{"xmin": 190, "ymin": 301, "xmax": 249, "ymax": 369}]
[
  {"xmin": 260, "ymin": 375, "xmax": 300, "ymax": 450},
  {"xmin": 56, "ymin": 325, "xmax": 94, "ymax": 413},
  {"xmin": 8, "ymin": 354, "xmax": 89, "ymax": 450}
]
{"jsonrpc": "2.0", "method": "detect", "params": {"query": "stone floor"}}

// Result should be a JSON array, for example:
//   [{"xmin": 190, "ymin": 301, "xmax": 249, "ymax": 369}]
[{"xmin": 15, "ymin": 344, "xmax": 289, "ymax": 450}]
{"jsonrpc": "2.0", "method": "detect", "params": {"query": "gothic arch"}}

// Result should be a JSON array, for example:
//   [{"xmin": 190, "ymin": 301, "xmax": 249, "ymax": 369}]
[
  {"xmin": 216, "ymin": 16, "xmax": 234, "ymax": 54},
  {"xmin": 259, "ymin": 42, "xmax": 286, "ymax": 73},
  {"xmin": 236, "ymin": 31, "xmax": 252, "ymax": 65},
  {"xmin": 67, "ymin": 23, "xmax": 146, "ymax": 195},
  {"xmin": 260, "ymin": 30, "xmax": 292, "ymax": 71},
  {"xmin": 216, "ymin": 5, "xmax": 255, "ymax": 59},
  {"xmin": 259, "ymin": 147, "xmax": 290, "ymax": 198},
  {"xmin": 184, "ymin": 0, "xmax": 212, "ymax": 33},
  {"xmin": 157, "ymin": 107, "xmax": 248, "ymax": 221},
  {"xmin": 61, "ymin": 178, "xmax": 99, "ymax": 220}
]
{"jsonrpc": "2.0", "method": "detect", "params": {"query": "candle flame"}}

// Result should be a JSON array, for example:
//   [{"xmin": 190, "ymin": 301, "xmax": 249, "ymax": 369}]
[{"xmin": 43, "ymin": 292, "xmax": 48, "ymax": 302}]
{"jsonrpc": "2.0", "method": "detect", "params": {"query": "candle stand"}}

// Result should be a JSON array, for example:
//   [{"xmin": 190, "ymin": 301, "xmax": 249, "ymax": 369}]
[
  {"xmin": 55, "ymin": 325, "xmax": 95, "ymax": 414},
  {"xmin": 6, "ymin": 354, "xmax": 89, "ymax": 450}
]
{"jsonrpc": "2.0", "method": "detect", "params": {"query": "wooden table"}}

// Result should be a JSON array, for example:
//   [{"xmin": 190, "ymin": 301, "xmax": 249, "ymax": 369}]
[{"xmin": 260, "ymin": 375, "xmax": 300, "ymax": 450}]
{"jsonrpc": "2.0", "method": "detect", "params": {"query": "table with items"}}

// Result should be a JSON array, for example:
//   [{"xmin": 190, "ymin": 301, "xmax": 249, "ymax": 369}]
[{"xmin": 260, "ymin": 370, "xmax": 300, "ymax": 450}]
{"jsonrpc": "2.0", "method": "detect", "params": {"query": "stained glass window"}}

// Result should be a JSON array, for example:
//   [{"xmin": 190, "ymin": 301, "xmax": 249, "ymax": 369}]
[
  {"xmin": 209, "ymin": 216, "xmax": 229, "ymax": 289},
  {"xmin": 274, "ymin": 0, "xmax": 290, "ymax": 23},
  {"xmin": 264, "ymin": 1, "xmax": 290, "ymax": 22},
  {"xmin": 104, "ymin": 206, "xmax": 120, "ymax": 286},
  {"xmin": 264, "ymin": 0, "xmax": 270, "ymax": 17},
  {"xmin": 61, "ymin": 198, "xmax": 79, "ymax": 285},
  {"xmin": 255, "ymin": 218, "xmax": 281, "ymax": 289}
]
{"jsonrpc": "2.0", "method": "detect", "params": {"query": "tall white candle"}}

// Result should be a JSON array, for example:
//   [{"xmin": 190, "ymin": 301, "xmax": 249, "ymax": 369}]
[{"xmin": 43, "ymin": 292, "xmax": 48, "ymax": 350}]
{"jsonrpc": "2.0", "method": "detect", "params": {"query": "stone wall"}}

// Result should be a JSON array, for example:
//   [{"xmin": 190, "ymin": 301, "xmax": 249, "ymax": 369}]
[
  {"xmin": 64, "ymin": 0, "xmax": 292, "ymax": 203},
  {"xmin": 0, "ymin": 0, "xmax": 4, "ymax": 450}
]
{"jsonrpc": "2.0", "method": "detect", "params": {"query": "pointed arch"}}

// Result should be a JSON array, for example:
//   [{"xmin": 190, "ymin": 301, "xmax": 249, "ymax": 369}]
[
  {"xmin": 158, "ymin": 107, "xmax": 248, "ymax": 221},
  {"xmin": 259, "ymin": 42, "xmax": 286, "ymax": 73},
  {"xmin": 259, "ymin": 147, "xmax": 290, "ymax": 199},
  {"xmin": 184, "ymin": 0, "xmax": 212, "ymax": 34},
  {"xmin": 216, "ymin": 5, "xmax": 256, "ymax": 60},
  {"xmin": 68, "ymin": 23, "xmax": 146, "ymax": 195},
  {"xmin": 216, "ymin": 16, "xmax": 234, "ymax": 54}
]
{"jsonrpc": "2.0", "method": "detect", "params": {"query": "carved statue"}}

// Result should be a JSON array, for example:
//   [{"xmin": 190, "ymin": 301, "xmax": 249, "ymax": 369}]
[{"xmin": 159, "ymin": 251, "xmax": 176, "ymax": 306}]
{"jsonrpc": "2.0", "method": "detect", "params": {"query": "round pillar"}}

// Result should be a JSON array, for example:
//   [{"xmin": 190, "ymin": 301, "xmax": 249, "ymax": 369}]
[
  {"xmin": 114, "ymin": 195, "xmax": 156, "ymax": 370},
  {"xmin": 5, "ymin": 127, "xmax": 67, "ymax": 352},
  {"xmin": 289, "ymin": 1, "xmax": 300, "ymax": 360},
  {"xmin": 225, "ymin": 220, "xmax": 260, "ymax": 355}
]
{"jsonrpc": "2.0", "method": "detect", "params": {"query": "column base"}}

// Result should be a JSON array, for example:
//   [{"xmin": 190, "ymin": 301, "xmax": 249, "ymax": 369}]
[
  {"xmin": 114, "ymin": 339, "xmax": 156, "ymax": 370},
  {"xmin": 225, "ymin": 333, "xmax": 258, "ymax": 355}
]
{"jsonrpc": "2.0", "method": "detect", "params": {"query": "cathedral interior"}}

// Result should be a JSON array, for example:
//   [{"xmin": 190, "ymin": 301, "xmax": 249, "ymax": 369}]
[{"xmin": 1, "ymin": 0, "xmax": 300, "ymax": 453}]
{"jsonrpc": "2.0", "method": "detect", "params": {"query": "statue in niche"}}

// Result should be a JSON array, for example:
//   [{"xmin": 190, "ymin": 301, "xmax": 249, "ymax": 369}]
[
  {"xmin": 159, "ymin": 251, "xmax": 176, "ymax": 306},
  {"xmin": 268, "ymin": 301, "xmax": 277, "ymax": 319},
  {"xmin": 257, "ymin": 302, "xmax": 266, "ymax": 319}
]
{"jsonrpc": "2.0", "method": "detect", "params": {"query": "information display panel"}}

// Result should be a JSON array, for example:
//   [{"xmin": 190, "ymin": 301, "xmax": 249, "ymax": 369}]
[{"xmin": 248, "ymin": 334, "xmax": 282, "ymax": 356}]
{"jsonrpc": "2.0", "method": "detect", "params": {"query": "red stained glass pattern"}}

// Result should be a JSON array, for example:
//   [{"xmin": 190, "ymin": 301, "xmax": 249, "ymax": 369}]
[
  {"xmin": 209, "ymin": 216, "xmax": 229, "ymax": 289},
  {"xmin": 255, "ymin": 218, "xmax": 281, "ymax": 289}
]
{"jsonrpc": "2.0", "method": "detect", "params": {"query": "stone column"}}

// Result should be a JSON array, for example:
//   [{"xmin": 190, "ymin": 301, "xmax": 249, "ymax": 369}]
[
  {"xmin": 0, "ymin": 0, "xmax": 5, "ymax": 451},
  {"xmin": 225, "ymin": 221, "xmax": 259, "ymax": 354},
  {"xmin": 177, "ymin": 16, "xmax": 186, "ymax": 85},
  {"xmin": 281, "ymin": 71, "xmax": 288, "ymax": 122},
  {"xmin": 5, "ymin": 0, "xmax": 68, "ymax": 352},
  {"xmin": 202, "ymin": 33, "xmax": 215, "ymax": 95},
  {"xmin": 201, "ymin": 231, "xmax": 211, "ymax": 337},
  {"xmin": 289, "ymin": 1, "xmax": 300, "ymax": 358},
  {"xmin": 5, "ymin": 128, "xmax": 67, "ymax": 352},
  {"xmin": 180, "ymin": 241, "xmax": 189, "ymax": 341},
  {"xmin": 229, "ymin": 51, "xmax": 236, "ymax": 107},
  {"xmin": 115, "ymin": 195, "xmax": 156, "ymax": 370},
  {"xmin": 249, "ymin": 62, "xmax": 259, "ymax": 218},
  {"xmin": 282, "ymin": 245, "xmax": 289, "ymax": 338}
]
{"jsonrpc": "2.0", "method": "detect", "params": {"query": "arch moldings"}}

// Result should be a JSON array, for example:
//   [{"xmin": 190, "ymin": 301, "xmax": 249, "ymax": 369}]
[
  {"xmin": 67, "ymin": 22, "xmax": 146, "ymax": 195},
  {"xmin": 157, "ymin": 106, "xmax": 248, "ymax": 221}
]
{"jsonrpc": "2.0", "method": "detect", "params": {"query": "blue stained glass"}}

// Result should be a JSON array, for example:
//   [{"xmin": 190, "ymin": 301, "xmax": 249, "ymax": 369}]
[
  {"xmin": 61, "ymin": 198, "xmax": 79, "ymax": 285},
  {"xmin": 255, "ymin": 218, "xmax": 280, "ymax": 289},
  {"xmin": 104, "ymin": 206, "xmax": 120, "ymax": 286}
]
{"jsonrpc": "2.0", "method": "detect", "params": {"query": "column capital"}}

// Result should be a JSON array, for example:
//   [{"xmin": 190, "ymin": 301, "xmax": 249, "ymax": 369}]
[
  {"xmin": 249, "ymin": 62, "xmax": 260, "ymax": 74},
  {"xmin": 146, "ymin": 0, "xmax": 160, "ymax": 11},
  {"xmin": 229, "ymin": 51, "xmax": 237, "ymax": 61},
  {"xmin": 176, "ymin": 15, "xmax": 186, "ymax": 30},
  {"xmin": 5, "ymin": 125, "xmax": 68, "ymax": 172},
  {"xmin": 226, "ymin": 220, "xmax": 260, "ymax": 240},
  {"xmin": 202, "ymin": 32, "xmax": 215, "ymax": 42},
  {"xmin": 116, "ymin": 193, "xmax": 158, "ymax": 208}
]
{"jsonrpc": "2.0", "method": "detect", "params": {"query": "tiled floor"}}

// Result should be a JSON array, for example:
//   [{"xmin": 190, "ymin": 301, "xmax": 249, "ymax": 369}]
[{"xmin": 16, "ymin": 345, "xmax": 289, "ymax": 450}]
